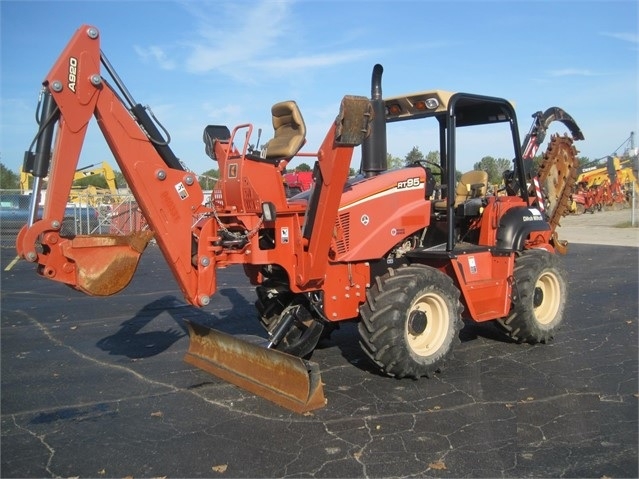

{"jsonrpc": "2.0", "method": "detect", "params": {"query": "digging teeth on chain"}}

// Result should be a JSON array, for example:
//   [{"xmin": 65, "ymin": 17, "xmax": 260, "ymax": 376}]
[{"xmin": 537, "ymin": 134, "xmax": 579, "ymax": 232}]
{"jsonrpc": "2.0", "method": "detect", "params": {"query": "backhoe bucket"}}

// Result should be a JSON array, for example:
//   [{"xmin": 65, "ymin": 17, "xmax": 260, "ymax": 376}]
[{"xmin": 184, "ymin": 321, "xmax": 326, "ymax": 414}]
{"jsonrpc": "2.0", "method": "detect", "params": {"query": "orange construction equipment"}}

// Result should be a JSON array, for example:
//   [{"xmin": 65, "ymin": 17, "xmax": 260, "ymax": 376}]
[
  {"xmin": 283, "ymin": 171, "xmax": 314, "ymax": 197},
  {"xmin": 17, "ymin": 25, "xmax": 583, "ymax": 413},
  {"xmin": 570, "ymin": 155, "xmax": 638, "ymax": 213}
]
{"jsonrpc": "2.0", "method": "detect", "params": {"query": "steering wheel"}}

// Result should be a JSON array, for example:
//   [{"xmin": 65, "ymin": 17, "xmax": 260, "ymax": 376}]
[{"xmin": 416, "ymin": 160, "xmax": 446, "ymax": 179}]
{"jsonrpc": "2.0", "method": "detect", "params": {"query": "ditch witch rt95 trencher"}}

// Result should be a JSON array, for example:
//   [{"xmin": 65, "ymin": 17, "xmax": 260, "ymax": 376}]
[{"xmin": 18, "ymin": 25, "xmax": 583, "ymax": 412}]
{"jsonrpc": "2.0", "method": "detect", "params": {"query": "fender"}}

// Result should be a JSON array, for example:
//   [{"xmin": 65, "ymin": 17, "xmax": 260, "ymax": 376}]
[{"xmin": 495, "ymin": 206, "xmax": 550, "ymax": 251}]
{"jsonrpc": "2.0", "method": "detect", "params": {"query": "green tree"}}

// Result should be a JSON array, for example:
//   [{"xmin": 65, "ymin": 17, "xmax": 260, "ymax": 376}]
[
  {"xmin": 425, "ymin": 150, "xmax": 440, "ymax": 164},
  {"xmin": 0, "ymin": 162, "xmax": 20, "ymax": 189},
  {"xmin": 529, "ymin": 154, "xmax": 543, "ymax": 175},
  {"xmin": 296, "ymin": 163, "xmax": 312, "ymax": 172},
  {"xmin": 576, "ymin": 156, "xmax": 589, "ymax": 171},
  {"xmin": 198, "ymin": 168, "xmax": 219, "ymax": 190},
  {"xmin": 419, "ymin": 150, "xmax": 446, "ymax": 183},
  {"xmin": 386, "ymin": 152, "xmax": 403, "ymax": 170},
  {"xmin": 74, "ymin": 175, "xmax": 110, "ymax": 189},
  {"xmin": 473, "ymin": 156, "xmax": 512, "ymax": 185},
  {"xmin": 114, "ymin": 170, "xmax": 127, "ymax": 189},
  {"xmin": 404, "ymin": 146, "xmax": 424, "ymax": 165}
]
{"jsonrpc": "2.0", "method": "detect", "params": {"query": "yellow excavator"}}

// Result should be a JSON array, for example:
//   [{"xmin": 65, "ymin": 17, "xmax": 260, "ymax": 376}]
[
  {"xmin": 20, "ymin": 161, "xmax": 120, "ymax": 205},
  {"xmin": 577, "ymin": 156, "xmax": 638, "ymax": 191},
  {"xmin": 69, "ymin": 161, "xmax": 120, "ymax": 205}
]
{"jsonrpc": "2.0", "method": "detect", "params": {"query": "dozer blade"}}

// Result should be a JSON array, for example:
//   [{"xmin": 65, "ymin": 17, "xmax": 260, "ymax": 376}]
[{"xmin": 183, "ymin": 320, "xmax": 326, "ymax": 414}]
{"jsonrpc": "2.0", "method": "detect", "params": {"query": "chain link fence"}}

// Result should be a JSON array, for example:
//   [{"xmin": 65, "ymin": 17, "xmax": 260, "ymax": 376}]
[{"xmin": 1, "ymin": 190, "xmax": 147, "ymax": 248}]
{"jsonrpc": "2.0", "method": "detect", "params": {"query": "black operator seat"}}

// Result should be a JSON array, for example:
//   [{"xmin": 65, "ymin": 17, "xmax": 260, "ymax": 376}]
[{"xmin": 202, "ymin": 125, "xmax": 231, "ymax": 161}]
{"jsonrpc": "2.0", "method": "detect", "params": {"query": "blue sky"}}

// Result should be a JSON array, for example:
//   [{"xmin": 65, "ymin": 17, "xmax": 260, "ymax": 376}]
[{"xmin": 1, "ymin": 0, "xmax": 637, "ymax": 177}]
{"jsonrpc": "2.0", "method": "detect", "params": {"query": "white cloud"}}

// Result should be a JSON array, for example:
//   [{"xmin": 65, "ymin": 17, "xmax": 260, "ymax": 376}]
[
  {"xmin": 255, "ymin": 49, "xmax": 382, "ymax": 73},
  {"xmin": 547, "ymin": 68, "xmax": 601, "ymax": 77},
  {"xmin": 181, "ymin": 0, "xmax": 294, "ymax": 74},
  {"xmin": 202, "ymin": 102, "xmax": 244, "ymax": 121},
  {"xmin": 134, "ymin": 0, "xmax": 382, "ymax": 81},
  {"xmin": 600, "ymin": 31, "xmax": 639, "ymax": 44},
  {"xmin": 133, "ymin": 45, "xmax": 176, "ymax": 70}
]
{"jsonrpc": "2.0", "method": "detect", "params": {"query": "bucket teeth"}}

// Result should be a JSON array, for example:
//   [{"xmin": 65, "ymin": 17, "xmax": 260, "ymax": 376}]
[{"xmin": 183, "ymin": 320, "xmax": 326, "ymax": 413}]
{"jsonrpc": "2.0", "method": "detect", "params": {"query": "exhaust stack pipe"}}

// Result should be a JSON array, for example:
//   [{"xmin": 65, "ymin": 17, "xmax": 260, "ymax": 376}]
[{"xmin": 361, "ymin": 64, "xmax": 387, "ymax": 177}]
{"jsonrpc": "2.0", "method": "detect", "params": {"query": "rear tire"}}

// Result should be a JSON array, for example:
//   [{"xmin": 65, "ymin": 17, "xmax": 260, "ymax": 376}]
[
  {"xmin": 497, "ymin": 250, "xmax": 567, "ymax": 343},
  {"xmin": 359, "ymin": 265, "xmax": 462, "ymax": 378}
]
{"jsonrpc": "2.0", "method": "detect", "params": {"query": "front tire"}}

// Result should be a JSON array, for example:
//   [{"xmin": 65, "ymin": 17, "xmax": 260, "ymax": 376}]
[
  {"xmin": 497, "ymin": 249, "xmax": 567, "ymax": 343},
  {"xmin": 359, "ymin": 265, "xmax": 463, "ymax": 378}
]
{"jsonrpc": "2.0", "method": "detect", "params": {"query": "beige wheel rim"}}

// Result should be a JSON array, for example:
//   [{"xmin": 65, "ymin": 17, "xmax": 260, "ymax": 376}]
[
  {"xmin": 534, "ymin": 271, "xmax": 561, "ymax": 325},
  {"xmin": 406, "ymin": 292, "xmax": 449, "ymax": 356}
]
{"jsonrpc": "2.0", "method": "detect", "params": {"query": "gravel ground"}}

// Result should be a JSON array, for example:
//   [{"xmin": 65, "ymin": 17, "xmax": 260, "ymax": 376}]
[{"xmin": 556, "ymin": 204, "xmax": 639, "ymax": 248}]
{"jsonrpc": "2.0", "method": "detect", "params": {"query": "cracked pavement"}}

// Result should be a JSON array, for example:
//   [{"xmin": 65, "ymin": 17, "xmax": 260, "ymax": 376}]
[{"xmin": 1, "ymin": 241, "xmax": 637, "ymax": 478}]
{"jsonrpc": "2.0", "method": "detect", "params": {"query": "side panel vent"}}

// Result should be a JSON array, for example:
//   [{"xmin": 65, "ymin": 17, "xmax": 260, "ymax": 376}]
[{"xmin": 334, "ymin": 212, "xmax": 350, "ymax": 255}]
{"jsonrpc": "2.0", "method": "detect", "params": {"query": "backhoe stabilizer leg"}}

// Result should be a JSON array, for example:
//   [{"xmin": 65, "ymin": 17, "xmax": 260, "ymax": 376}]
[{"xmin": 183, "ymin": 320, "xmax": 326, "ymax": 414}]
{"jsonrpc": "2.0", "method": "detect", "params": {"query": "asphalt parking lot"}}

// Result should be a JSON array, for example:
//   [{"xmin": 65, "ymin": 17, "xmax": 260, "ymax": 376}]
[{"xmin": 1, "ymin": 217, "xmax": 637, "ymax": 478}]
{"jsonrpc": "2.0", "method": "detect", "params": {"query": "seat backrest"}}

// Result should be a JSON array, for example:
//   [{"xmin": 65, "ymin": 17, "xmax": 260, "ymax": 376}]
[
  {"xmin": 263, "ymin": 101, "xmax": 306, "ymax": 160},
  {"xmin": 455, "ymin": 170, "xmax": 488, "ymax": 207},
  {"xmin": 202, "ymin": 125, "xmax": 231, "ymax": 160}
]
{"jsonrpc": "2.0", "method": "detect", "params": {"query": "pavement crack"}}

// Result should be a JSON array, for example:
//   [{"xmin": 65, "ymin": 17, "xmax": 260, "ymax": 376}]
[
  {"xmin": 21, "ymin": 310, "xmax": 181, "ymax": 393},
  {"xmin": 15, "ymin": 310, "xmax": 302, "ymax": 421},
  {"xmin": 11, "ymin": 415, "xmax": 57, "ymax": 478}
]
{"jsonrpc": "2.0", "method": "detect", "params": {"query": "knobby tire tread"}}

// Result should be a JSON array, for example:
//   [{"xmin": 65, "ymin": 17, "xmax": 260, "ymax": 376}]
[
  {"xmin": 497, "ymin": 250, "xmax": 567, "ymax": 344},
  {"xmin": 358, "ymin": 265, "xmax": 463, "ymax": 379}
]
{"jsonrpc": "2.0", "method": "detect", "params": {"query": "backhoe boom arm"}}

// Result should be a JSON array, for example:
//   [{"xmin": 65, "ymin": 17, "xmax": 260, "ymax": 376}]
[{"xmin": 17, "ymin": 25, "xmax": 215, "ymax": 305}]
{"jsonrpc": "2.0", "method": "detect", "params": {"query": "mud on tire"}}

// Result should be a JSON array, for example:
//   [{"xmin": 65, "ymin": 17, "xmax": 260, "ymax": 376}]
[
  {"xmin": 358, "ymin": 264, "xmax": 463, "ymax": 378},
  {"xmin": 497, "ymin": 249, "xmax": 567, "ymax": 343}
]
